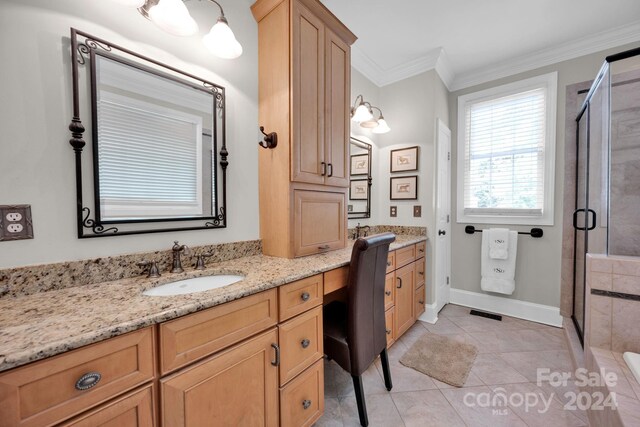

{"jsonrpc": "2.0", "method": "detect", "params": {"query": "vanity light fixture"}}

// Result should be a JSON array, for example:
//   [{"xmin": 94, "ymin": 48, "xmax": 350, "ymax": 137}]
[
  {"xmin": 113, "ymin": 0, "xmax": 243, "ymax": 59},
  {"xmin": 350, "ymin": 96, "xmax": 391, "ymax": 134}
]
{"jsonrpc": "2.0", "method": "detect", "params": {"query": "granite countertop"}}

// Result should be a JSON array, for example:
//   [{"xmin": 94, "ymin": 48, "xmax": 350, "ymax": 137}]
[{"xmin": 0, "ymin": 235, "xmax": 425, "ymax": 373}]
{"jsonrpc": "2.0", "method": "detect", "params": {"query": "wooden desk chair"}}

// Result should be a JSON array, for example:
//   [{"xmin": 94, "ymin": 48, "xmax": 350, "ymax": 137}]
[{"xmin": 323, "ymin": 233, "xmax": 396, "ymax": 427}]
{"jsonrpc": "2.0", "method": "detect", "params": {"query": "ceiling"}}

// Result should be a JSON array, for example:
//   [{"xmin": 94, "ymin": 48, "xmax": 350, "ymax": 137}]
[{"xmin": 320, "ymin": 0, "xmax": 640, "ymax": 90}]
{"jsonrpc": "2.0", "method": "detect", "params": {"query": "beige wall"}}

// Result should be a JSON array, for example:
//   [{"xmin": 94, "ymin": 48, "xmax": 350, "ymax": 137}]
[{"xmin": 448, "ymin": 42, "xmax": 640, "ymax": 308}]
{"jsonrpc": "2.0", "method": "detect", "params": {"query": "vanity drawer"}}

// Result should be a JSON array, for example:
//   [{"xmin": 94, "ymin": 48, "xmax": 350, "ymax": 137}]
[
  {"xmin": 278, "ymin": 306, "xmax": 323, "ymax": 385},
  {"xmin": 159, "ymin": 289, "xmax": 278, "ymax": 375},
  {"xmin": 279, "ymin": 274, "xmax": 323, "ymax": 322},
  {"xmin": 0, "ymin": 327, "xmax": 155, "ymax": 427},
  {"xmin": 384, "ymin": 272, "xmax": 395, "ymax": 311},
  {"xmin": 415, "ymin": 258, "xmax": 425, "ymax": 287},
  {"xmin": 386, "ymin": 251, "xmax": 396, "ymax": 273},
  {"xmin": 415, "ymin": 285, "xmax": 426, "ymax": 318},
  {"xmin": 385, "ymin": 307, "xmax": 395, "ymax": 348},
  {"xmin": 395, "ymin": 245, "xmax": 416, "ymax": 268},
  {"xmin": 416, "ymin": 241, "xmax": 426, "ymax": 259},
  {"xmin": 280, "ymin": 358, "xmax": 324, "ymax": 427},
  {"xmin": 323, "ymin": 266, "xmax": 348, "ymax": 295},
  {"xmin": 60, "ymin": 384, "xmax": 154, "ymax": 427}
]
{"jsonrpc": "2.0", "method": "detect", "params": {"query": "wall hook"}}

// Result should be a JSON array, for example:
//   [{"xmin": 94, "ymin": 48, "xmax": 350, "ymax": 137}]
[{"xmin": 258, "ymin": 126, "xmax": 277, "ymax": 149}]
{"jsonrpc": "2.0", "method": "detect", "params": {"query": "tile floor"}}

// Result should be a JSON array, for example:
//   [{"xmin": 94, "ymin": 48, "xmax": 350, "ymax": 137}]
[{"xmin": 315, "ymin": 304, "xmax": 589, "ymax": 427}]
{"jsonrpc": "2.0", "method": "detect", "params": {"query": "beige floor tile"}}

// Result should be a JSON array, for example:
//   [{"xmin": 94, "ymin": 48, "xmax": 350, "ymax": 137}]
[
  {"xmin": 423, "ymin": 317, "xmax": 466, "ymax": 334},
  {"xmin": 500, "ymin": 350, "xmax": 573, "ymax": 381},
  {"xmin": 338, "ymin": 393, "xmax": 405, "ymax": 427},
  {"xmin": 438, "ymin": 304, "xmax": 472, "ymax": 318},
  {"xmin": 441, "ymin": 385, "xmax": 527, "ymax": 426},
  {"xmin": 449, "ymin": 314, "xmax": 526, "ymax": 333},
  {"xmin": 314, "ymin": 397, "xmax": 344, "ymax": 427},
  {"xmin": 392, "ymin": 390, "xmax": 466, "ymax": 427},
  {"xmin": 471, "ymin": 353, "xmax": 529, "ymax": 385},
  {"xmin": 373, "ymin": 350, "xmax": 439, "ymax": 393},
  {"xmin": 489, "ymin": 383, "xmax": 587, "ymax": 427}
]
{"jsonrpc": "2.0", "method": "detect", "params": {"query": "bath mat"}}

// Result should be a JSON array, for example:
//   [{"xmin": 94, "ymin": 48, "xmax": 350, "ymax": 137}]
[{"xmin": 399, "ymin": 332, "xmax": 478, "ymax": 387}]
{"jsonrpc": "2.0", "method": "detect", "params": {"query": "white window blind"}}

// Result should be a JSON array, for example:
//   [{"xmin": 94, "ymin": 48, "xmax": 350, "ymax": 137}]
[
  {"xmin": 457, "ymin": 72, "xmax": 557, "ymax": 225},
  {"xmin": 97, "ymin": 92, "xmax": 203, "ymax": 220}
]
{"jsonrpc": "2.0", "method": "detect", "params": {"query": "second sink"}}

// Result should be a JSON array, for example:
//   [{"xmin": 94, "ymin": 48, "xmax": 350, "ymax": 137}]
[{"xmin": 143, "ymin": 275, "xmax": 245, "ymax": 296}]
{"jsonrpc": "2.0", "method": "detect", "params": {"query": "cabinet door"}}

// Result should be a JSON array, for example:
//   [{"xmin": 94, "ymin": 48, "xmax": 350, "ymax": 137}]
[
  {"xmin": 385, "ymin": 307, "xmax": 395, "ymax": 348},
  {"xmin": 394, "ymin": 263, "xmax": 415, "ymax": 338},
  {"xmin": 280, "ymin": 358, "xmax": 324, "ymax": 427},
  {"xmin": 293, "ymin": 190, "xmax": 346, "ymax": 257},
  {"xmin": 384, "ymin": 272, "xmax": 395, "ymax": 311},
  {"xmin": 161, "ymin": 329, "xmax": 279, "ymax": 427},
  {"xmin": 324, "ymin": 27, "xmax": 349, "ymax": 188},
  {"xmin": 292, "ymin": 1, "xmax": 325, "ymax": 185},
  {"xmin": 415, "ymin": 285, "xmax": 426, "ymax": 319}
]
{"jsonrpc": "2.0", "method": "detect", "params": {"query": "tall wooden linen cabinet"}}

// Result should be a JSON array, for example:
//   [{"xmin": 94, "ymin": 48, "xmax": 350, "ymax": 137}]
[{"xmin": 251, "ymin": 0, "xmax": 357, "ymax": 258}]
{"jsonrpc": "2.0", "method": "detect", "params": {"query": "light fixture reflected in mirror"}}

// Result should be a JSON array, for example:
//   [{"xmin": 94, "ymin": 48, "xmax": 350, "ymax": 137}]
[
  {"xmin": 114, "ymin": 0, "xmax": 243, "ymax": 59},
  {"xmin": 350, "ymin": 96, "xmax": 390, "ymax": 134}
]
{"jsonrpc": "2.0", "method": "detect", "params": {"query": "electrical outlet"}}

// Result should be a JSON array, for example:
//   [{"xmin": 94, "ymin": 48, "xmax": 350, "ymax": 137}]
[
  {"xmin": 348, "ymin": 204, "xmax": 353, "ymax": 212},
  {"xmin": 390, "ymin": 206, "xmax": 397, "ymax": 217},
  {"xmin": 0, "ymin": 205, "xmax": 33, "ymax": 241},
  {"xmin": 413, "ymin": 205, "xmax": 422, "ymax": 217}
]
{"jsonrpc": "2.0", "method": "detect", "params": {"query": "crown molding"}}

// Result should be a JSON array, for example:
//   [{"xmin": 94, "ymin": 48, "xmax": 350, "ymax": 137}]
[
  {"xmin": 450, "ymin": 20, "xmax": 640, "ymax": 91},
  {"xmin": 351, "ymin": 45, "xmax": 452, "ymax": 88}
]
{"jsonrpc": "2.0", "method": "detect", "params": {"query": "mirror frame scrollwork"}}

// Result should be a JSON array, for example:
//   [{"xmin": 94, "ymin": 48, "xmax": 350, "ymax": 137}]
[{"xmin": 68, "ymin": 28, "xmax": 228, "ymax": 238}]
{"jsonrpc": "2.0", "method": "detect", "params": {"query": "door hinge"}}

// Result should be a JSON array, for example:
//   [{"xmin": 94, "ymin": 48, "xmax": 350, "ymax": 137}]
[
  {"xmin": 446, "ymin": 214, "xmax": 450, "ymax": 223},
  {"xmin": 446, "ymin": 276, "xmax": 450, "ymax": 285},
  {"xmin": 447, "ymin": 152, "xmax": 450, "ymax": 161}
]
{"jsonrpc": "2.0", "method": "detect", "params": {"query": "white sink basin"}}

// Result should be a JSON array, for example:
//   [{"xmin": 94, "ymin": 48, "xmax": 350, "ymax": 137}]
[{"xmin": 143, "ymin": 275, "xmax": 245, "ymax": 296}]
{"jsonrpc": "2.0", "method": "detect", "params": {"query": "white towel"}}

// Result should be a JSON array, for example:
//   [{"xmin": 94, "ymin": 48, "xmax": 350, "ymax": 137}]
[
  {"xmin": 488, "ymin": 228, "xmax": 509, "ymax": 259},
  {"xmin": 481, "ymin": 230, "xmax": 518, "ymax": 295}
]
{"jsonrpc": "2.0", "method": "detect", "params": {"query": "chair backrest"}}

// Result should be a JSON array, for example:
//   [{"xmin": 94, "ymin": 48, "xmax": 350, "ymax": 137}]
[{"xmin": 346, "ymin": 232, "xmax": 396, "ymax": 376}]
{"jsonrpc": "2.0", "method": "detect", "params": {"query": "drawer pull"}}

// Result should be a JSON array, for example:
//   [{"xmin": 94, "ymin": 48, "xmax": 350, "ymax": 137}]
[
  {"xmin": 419, "ymin": 271, "xmax": 424, "ymax": 276},
  {"xmin": 397, "ymin": 277, "xmax": 402, "ymax": 288},
  {"xmin": 303, "ymin": 399, "xmax": 312, "ymax": 410},
  {"xmin": 419, "ymin": 300, "xmax": 424, "ymax": 304},
  {"xmin": 318, "ymin": 245, "xmax": 330, "ymax": 251},
  {"xmin": 387, "ymin": 261, "xmax": 392, "ymax": 266},
  {"xmin": 385, "ymin": 290, "xmax": 391, "ymax": 296},
  {"xmin": 320, "ymin": 162, "xmax": 326, "ymax": 176},
  {"xmin": 301, "ymin": 338, "xmax": 311, "ymax": 349},
  {"xmin": 301, "ymin": 291, "xmax": 311, "ymax": 302},
  {"xmin": 419, "ymin": 248, "xmax": 425, "ymax": 252},
  {"xmin": 271, "ymin": 343, "xmax": 280, "ymax": 367},
  {"xmin": 386, "ymin": 329, "xmax": 391, "ymax": 335},
  {"xmin": 75, "ymin": 372, "xmax": 101, "ymax": 391}
]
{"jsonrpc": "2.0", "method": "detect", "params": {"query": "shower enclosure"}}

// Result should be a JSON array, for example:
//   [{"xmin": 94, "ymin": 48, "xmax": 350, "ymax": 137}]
[{"xmin": 572, "ymin": 47, "xmax": 640, "ymax": 344}]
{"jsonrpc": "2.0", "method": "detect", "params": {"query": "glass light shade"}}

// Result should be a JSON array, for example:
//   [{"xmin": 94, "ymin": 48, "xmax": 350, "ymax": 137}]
[
  {"xmin": 148, "ymin": 0, "xmax": 198, "ymax": 37},
  {"xmin": 372, "ymin": 117, "xmax": 390, "ymax": 134},
  {"xmin": 351, "ymin": 104, "xmax": 373, "ymax": 122},
  {"xmin": 203, "ymin": 19, "xmax": 243, "ymax": 59},
  {"xmin": 359, "ymin": 118, "xmax": 379, "ymax": 128},
  {"xmin": 111, "ymin": 0, "xmax": 146, "ymax": 6}
]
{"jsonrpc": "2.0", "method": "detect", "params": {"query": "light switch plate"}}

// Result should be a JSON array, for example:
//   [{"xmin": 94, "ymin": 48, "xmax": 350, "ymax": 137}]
[
  {"xmin": 348, "ymin": 204, "xmax": 353, "ymax": 212},
  {"xmin": 390, "ymin": 206, "xmax": 397, "ymax": 217},
  {"xmin": 0, "ymin": 205, "xmax": 33, "ymax": 241},
  {"xmin": 413, "ymin": 205, "xmax": 422, "ymax": 217}
]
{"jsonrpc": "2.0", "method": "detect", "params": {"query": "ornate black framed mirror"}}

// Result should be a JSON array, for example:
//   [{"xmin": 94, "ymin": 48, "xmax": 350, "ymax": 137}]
[
  {"xmin": 348, "ymin": 137, "xmax": 372, "ymax": 219},
  {"xmin": 68, "ymin": 28, "xmax": 228, "ymax": 238}
]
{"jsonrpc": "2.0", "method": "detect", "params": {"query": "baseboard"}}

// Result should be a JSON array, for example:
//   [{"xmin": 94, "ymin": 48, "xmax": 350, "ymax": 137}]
[
  {"xmin": 449, "ymin": 288, "xmax": 563, "ymax": 327},
  {"xmin": 419, "ymin": 302, "xmax": 439, "ymax": 324}
]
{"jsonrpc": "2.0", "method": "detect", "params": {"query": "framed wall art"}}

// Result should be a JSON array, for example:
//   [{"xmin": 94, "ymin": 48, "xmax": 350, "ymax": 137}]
[
  {"xmin": 390, "ymin": 146, "xmax": 419, "ymax": 173},
  {"xmin": 350, "ymin": 154, "xmax": 369, "ymax": 176},
  {"xmin": 350, "ymin": 179, "xmax": 369, "ymax": 200},
  {"xmin": 390, "ymin": 175, "xmax": 418, "ymax": 200}
]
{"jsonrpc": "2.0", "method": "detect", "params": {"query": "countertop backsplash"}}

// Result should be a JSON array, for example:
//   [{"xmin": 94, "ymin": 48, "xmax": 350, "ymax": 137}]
[{"xmin": 0, "ymin": 240, "xmax": 262, "ymax": 299}]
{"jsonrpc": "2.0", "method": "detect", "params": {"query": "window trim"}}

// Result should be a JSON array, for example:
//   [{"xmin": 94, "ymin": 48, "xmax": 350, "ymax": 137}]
[{"xmin": 456, "ymin": 72, "xmax": 557, "ymax": 226}]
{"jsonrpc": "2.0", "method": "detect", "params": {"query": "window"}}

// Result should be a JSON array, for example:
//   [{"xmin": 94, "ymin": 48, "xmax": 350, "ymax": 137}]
[{"xmin": 457, "ymin": 72, "xmax": 557, "ymax": 225}]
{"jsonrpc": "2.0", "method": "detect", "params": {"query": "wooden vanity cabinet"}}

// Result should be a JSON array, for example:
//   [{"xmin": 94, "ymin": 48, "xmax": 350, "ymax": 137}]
[{"xmin": 252, "ymin": 0, "xmax": 356, "ymax": 258}]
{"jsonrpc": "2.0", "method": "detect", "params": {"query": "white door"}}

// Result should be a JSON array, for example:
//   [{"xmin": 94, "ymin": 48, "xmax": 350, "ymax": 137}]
[{"xmin": 435, "ymin": 119, "xmax": 452, "ymax": 313}]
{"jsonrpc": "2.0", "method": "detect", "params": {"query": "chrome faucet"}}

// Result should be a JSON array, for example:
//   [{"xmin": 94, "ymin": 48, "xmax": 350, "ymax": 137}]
[
  {"xmin": 353, "ymin": 223, "xmax": 371, "ymax": 239},
  {"xmin": 171, "ymin": 241, "xmax": 189, "ymax": 273}
]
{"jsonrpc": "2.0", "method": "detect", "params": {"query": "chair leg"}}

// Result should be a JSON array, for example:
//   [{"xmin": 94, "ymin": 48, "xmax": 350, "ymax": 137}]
[
  {"xmin": 380, "ymin": 348, "xmax": 393, "ymax": 391},
  {"xmin": 352, "ymin": 375, "xmax": 368, "ymax": 427}
]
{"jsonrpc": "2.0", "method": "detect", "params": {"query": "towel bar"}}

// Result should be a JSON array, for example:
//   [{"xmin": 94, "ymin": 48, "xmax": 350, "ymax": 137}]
[{"xmin": 464, "ymin": 225, "xmax": 543, "ymax": 238}]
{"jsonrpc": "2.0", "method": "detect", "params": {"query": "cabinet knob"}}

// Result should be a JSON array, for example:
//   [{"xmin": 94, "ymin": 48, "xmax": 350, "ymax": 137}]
[
  {"xmin": 396, "ymin": 277, "xmax": 403, "ymax": 288},
  {"xmin": 385, "ymin": 290, "xmax": 391, "ymax": 296},
  {"xmin": 301, "ymin": 292, "xmax": 310, "ymax": 302},
  {"xmin": 387, "ymin": 261, "xmax": 392, "ymax": 267},
  {"xmin": 386, "ymin": 329, "xmax": 391, "ymax": 335},
  {"xmin": 301, "ymin": 338, "xmax": 311, "ymax": 349},
  {"xmin": 419, "ymin": 300, "xmax": 424, "ymax": 304},
  {"xmin": 419, "ymin": 271, "xmax": 424, "ymax": 276},
  {"xmin": 75, "ymin": 372, "xmax": 101, "ymax": 391},
  {"xmin": 302, "ymin": 399, "xmax": 312, "ymax": 410}
]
